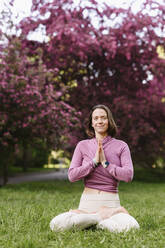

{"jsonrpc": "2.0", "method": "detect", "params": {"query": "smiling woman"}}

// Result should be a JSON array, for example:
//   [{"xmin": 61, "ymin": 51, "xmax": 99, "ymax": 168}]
[
  {"xmin": 50, "ymin": 104, "xmax": 140, "ymax": 232},
  {"xmin": 86, "ymin": 104, "xmax": 117, "ymax": 139},
  {"xmin": 92, "ymin": 108, "xmax": 109, "ymax": 136}
]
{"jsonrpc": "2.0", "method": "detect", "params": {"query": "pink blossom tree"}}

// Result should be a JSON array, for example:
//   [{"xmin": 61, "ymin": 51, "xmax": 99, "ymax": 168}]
[
  {"xmin": 0, "ymin": 34, "xmax": 80, "ymax": 185},
  {"xmin": 17, "ymin": 0, "xmax": 165, "ymax": 169},
  {"xmin": 1, "ymin": 0, "xmax": 165, "ymax": 185}
]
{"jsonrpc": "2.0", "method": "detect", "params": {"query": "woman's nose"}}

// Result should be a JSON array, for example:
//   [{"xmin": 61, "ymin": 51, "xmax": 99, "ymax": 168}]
[{"xmin": 98, "ymin": 118, "xmax": 103, "ymax": 123}]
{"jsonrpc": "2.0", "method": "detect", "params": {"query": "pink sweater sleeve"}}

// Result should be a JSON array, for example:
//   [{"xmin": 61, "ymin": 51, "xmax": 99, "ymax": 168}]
[
  {"xmin": 68, "ymin": 142, "xmax": 95, "ymax": 182},
  {"xmin": 107, "ymin": 144, "xmax": 134, "ymax": 182}
]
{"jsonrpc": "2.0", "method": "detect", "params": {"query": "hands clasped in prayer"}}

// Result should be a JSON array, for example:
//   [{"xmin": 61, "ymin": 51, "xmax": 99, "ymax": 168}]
[{"xmin": 94, "ymin": 139, "xmax": 106, "ymax": 166}]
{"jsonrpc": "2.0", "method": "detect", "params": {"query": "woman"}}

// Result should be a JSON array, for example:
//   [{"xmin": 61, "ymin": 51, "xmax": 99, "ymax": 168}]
[{"xmin": 50, "ymin": 105, "xmax": 139, "ymax": 232}]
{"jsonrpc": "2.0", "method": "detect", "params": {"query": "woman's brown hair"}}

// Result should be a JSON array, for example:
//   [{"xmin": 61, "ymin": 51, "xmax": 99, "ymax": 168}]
[{"xmin": 86, "ymin": 104, "xmax": 118, "ymax": 138}]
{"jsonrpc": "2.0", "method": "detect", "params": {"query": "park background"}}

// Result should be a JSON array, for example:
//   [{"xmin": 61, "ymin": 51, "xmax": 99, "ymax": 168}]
[{"xmin": 0, "ymin": 0, "xmax": 165, "ymax": 247}]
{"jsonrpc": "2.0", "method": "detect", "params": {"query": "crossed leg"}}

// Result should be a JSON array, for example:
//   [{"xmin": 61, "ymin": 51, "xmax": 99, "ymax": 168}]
[
  {"xmin": 69, "ymin": 206, "xmax": 129, "ymax": 220},
  {"xmin": 50, "ymin": 206, "xmax": 139, "ymax": 232}
]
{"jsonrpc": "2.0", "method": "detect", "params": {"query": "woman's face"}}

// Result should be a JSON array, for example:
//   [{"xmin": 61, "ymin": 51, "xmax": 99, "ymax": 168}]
[{"xmin": 92, "ymin": 108, "xmax": 109, "ymax": 136}]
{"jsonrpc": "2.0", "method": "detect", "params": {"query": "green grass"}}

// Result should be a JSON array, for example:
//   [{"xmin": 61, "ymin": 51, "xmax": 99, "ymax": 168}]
[{"xmin": 0, "ymin": 178, "xmax": 165, "ymax": 248}]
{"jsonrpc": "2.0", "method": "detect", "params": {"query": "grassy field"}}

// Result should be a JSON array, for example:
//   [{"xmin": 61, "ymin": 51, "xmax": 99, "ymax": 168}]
[{"xmin": 0, "ymin": 172, "xmax": 165, "ymax": 248}]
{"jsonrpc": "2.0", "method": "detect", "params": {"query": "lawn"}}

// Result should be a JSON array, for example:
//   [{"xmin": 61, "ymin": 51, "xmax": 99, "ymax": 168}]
[{"xmin": 0, "ymin": 172, "xmax": 165, "ymax": 248}]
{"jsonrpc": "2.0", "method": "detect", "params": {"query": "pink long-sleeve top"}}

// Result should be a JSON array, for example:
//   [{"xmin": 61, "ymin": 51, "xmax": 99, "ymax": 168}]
[{"xmin": 68, "ymin": 136, "xmax": 134, "ymax": 193}]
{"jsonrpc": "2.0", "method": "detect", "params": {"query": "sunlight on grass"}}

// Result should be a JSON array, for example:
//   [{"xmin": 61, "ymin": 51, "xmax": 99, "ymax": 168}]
[
  {"xmin": 44, "ymin": 163, "xmax": 68, "ymax": 169},
  {"xmin": 44, "ymin": 149, "xmax": 70, "ymax": 169}
]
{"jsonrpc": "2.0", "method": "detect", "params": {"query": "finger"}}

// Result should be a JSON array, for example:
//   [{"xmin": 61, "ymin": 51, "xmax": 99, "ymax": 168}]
[
  {"xmin": 98, "ymin": 144, "xmax": 102, "ymax": 151},
  {"xmin": 98, "ymin": 140, "xmax": 102, "ymax": 147}
]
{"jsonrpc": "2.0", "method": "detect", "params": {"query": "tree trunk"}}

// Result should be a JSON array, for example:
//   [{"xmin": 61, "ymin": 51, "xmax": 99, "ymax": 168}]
[
  {"xmin": 3, "ymin": 162, "xmax": 8, "ymax": 186},
  {"xmin": 22, "ymin": 143, "xmax": 28, "ymax": 172}
]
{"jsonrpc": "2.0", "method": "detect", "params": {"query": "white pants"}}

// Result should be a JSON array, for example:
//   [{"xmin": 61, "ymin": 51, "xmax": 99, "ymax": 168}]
[
  {"xmin": 50, "ymin": 192, "xmax": 140, "ymax": 232},
  {"xmin": 78, "ymin": 191, "xmax": 121, "ymax": 213}
]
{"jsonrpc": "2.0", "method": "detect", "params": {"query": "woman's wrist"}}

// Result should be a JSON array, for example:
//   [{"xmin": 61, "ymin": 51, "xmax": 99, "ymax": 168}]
[
  {"xmin": 92, "ymin": 158, "xmax": 100, "ymax": 168},
  {"xmin": 101, "ymin": 160, "xmax": 110, "ymax": 168}
]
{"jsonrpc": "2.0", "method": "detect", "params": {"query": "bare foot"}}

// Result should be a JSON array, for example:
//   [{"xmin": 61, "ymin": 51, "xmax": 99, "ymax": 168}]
[
  {"xmin": 112, "ymin": 206, "xmax": 129, "ymax": 216},
  {"xmin": 96, "ymin": 206, "xmax": 129, "ymax": 220},
  {"xmin": 69, "ymin": 209, "xmax": 88, "ymax": 214}
]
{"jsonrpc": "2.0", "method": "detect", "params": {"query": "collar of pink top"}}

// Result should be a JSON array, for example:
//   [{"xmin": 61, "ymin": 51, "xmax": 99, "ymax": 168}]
[{"xmin": 92, "ymin": 136, "xmax": 113, "ymax": 145}]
